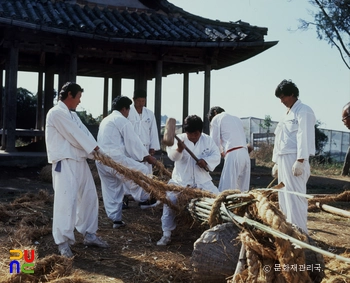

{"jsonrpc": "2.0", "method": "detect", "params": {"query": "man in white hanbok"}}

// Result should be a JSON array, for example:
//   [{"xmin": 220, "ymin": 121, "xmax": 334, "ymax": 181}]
[
  {"xmin": 95, "ymin": 96, "xmax": 159, "ymax": 229},
  {"xmin": 272, "ymin": 80, "xmax": 316, "ymax": 234},
  {"xmin": 127, "ymin": 89, "xmax": 160, "ymax": 174},
  {"xmin": 208, "ymin": 106, "xmax": 250, "ymax": 192},
  {"xmin": 45, "ymin": 82, "xmax": 108, "ymax": 258},
  {"xmin": 157, "ymin": 115, "xmax": 221, "ymax": 246}
]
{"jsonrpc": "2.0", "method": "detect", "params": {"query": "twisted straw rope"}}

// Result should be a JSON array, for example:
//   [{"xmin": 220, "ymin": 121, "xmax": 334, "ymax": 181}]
[
  {"xmin": 197, "ymin": 190, "xmax": 313, "ymax": 282},
  {"xmin": 93, "ymin": 151, "xmax": 215, "ymax": 211},
  {"xmin": 250, "ymin": 192, "xmax": 311, "ymax": 283},
  {"xmin": 152, "ymin": 159, "xmax": 172, "ymax": 178}
]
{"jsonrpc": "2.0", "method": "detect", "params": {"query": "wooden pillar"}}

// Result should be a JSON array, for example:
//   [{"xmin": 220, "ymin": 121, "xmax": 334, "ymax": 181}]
[
  {"xmin": 134, "ymin": 65, "xmax": 147, "ymax": 91},
  {"xmin": 43, "ymin": 70, "xmax": 54, "ymax": 125},
  {"xmin": 112, "ymin": 77, "xmax": 122, "ymax": 102},
  {"xmin": 154, "ymin": 60, "xmax": 163, "ymax": 139},
  {"xmin": 36, "ymin": 69, "xmax": 44, "ymax": 131},
  {"xmin": 58, "ymin": 54, "xmax": 69, "ymax": 89},
  {"xmin": 58, "ymin": 74, "xmax": 66, "ymax": 93},
  {"xmin": 4, "ymin": 42, "xmax": 19, "ymax": 152},
  {"xmin": 1, "ymin": 64, "xmax": 9, "ymax": 149},
  {"xmin": 203, "ymin": 64, "xmax": 211, "ymax": 134},
  {"xmin": 68, "ymin": 52, "xmax": 77, "ymax": 82},
  {"xmin": 134, "ymin": 67, "xmax": 147, "ymax": 106},
  {"xmin": 103, "ymin": 77, "xmax": 109, "ymax": 117},
  {"xmin": 182, "ymin": 72, "xmax": 189, "ymax": 123},
  {"xmin": 0, "ymin": 69, "xmax": 3, "ymax": 134}
]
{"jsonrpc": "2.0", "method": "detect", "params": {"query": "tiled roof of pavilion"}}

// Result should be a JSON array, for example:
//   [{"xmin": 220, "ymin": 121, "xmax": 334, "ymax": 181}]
[{"xmin": 0, "ymin": 0, "xmax": 269, "ymax": 46}]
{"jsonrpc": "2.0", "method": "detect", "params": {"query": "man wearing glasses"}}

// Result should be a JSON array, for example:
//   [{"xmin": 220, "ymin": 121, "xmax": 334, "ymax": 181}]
[
  {"xmin": 271, "ymin": 79, "xmax": 316, "ymax": 234},
  {"xmin": 341, "ymin": 102, "xmax": 350, "ymax": 176}
]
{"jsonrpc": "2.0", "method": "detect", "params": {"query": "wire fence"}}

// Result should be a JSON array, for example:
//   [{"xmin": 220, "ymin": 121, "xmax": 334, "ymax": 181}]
[{"xmin": 241, "ymin": 117, "xmax": 349, "ymax": 163}]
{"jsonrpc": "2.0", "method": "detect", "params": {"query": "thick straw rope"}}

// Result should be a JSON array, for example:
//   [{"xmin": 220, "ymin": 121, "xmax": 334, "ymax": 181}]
[
  {"xmin": 193, "ymin": 190, "xmax": 313, "ymax": 283},
  {"xmin": 248, "ymin": 192, "xmax": 311, "ymax": 283},
  {"xmin": 93, "ymin": 151, "xmax": 215, "ymax": 211}
]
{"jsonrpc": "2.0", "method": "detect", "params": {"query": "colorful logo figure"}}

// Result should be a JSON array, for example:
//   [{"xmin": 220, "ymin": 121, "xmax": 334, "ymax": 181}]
[{"xmin": 9, "ymin": 250, "xmax": 35, "ymax": 274}]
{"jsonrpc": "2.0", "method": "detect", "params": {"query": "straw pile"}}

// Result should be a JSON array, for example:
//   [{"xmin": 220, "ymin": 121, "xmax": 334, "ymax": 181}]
[{"xmin": 0, "ymin": 191, "xmax": 94, "ymax": 283}]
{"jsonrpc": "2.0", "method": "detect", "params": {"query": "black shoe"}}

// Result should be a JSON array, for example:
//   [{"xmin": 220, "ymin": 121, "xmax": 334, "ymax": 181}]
[
  {"xmin": 138, "ymin": 198, "xmax": 160, "ymax": 209},
  {"xmin": 122, "ymin": 195, "xmax": 129, "ymax": 209},
  {"xmin": 113, "ymin": 220, "xmax": 126, "ymax": 229}
]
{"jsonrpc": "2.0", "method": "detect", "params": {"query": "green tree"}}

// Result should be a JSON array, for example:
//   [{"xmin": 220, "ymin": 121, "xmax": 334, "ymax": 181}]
[
  {"xmin": 16, "ymin": 87, "xmax": 37, "ymax": 129},
  {"xmin": 298, "ymin": 0, "xmax": 350, "ymax": 69},
  {"xmin": 260, "ymin": 115, "xmax": 272, "ymax": 134},
  {"xmin": 315, "ymin": 120, "xmax": 328, "ymax": 155},
  {"xmin": 76, "ymin": 110, "xmax": 100, "ymax": 126},
  {"xmin": 259, "ymin": 115, "xmax": 273, "ymax": 144}
]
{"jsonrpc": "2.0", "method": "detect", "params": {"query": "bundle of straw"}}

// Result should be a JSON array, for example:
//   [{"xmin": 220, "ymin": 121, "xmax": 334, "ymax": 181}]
[{"xmin": 188, "ymin": 189, "xmax": 350, "ymax": 283}]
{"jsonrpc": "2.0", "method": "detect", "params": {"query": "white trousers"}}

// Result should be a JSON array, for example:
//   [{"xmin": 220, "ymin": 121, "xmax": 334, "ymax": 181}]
[
  {"xmin": 161, "ymin": 180, "xmax": 219, "ymax": 235},
  {"xmin": 96, "ymin": 156, "xmax": 150, "ymax": 222},
  {"xmin": 52, "ymin": 159, "xmax": 98, "ymax": 245},
  {"xmin": 219, "ymin": 148, "xmax": 251, "ymax": 192},
  {"xmin": 277, "ymin": 154, "xmax": 310, "ymax": 234}
]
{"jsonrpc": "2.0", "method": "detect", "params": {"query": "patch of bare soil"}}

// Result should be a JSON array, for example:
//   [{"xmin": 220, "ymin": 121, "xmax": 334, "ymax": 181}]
[{"xmin": 0, "ymin": 164, "xmax": 349, "ymax": 282}]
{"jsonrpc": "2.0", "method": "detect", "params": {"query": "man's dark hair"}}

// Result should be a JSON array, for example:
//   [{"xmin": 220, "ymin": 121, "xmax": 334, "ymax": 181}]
[
  {"xmin": 59, "ymin": 82, "xmax": 84, "ymax": 101},
  {"xmin": 112, "ymin": 96, "xmax": 132, "ymax": 111},
  {"xmin": 207, "ymin": 106, "xmax": 225, "ymax": 122},
  {"xmin": 133, "ymin": 89, "xmax": 147, "ymax": 99},
  {"xmin": 275, "ymin": 79, "xmax": 299, "ymax": 98},
  {"xmin": 183, "ymin": 115, "xmax": 203, "ymax": 133}
]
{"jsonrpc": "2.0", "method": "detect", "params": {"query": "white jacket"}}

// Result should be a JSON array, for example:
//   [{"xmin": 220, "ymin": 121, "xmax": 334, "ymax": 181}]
[
  {"xmin": 45, "ymin": 101, "xmax": 97, "ymax": 163},
  {"xmin": 97, "ymin": 110, "xmax": 149, "ymax": 161},
  {"xmin": 128, "ymin": 105, "xmax": 160, "ymax": 151},
  {"xmin": 167, "ymin": 133, "xmax": 220, "ymax": 187},
  {"xmin": 272, "ymin": 99, "xmax": 316, "ymax": 162},
  {"xmin": 210, "ymin": 112, "xmax": 247, "ymax": 153}
]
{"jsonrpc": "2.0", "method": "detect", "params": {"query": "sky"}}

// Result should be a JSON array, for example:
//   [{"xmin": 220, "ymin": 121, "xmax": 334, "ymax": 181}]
[{"xmin": 17, "ymin": 0, "xmax": 350, "ymax": 131}]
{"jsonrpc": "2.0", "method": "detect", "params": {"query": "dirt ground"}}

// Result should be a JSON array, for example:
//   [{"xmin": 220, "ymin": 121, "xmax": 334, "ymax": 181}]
[{"xmin": 0, "ymin": 163, "xmax": 350, "ymax": 282}]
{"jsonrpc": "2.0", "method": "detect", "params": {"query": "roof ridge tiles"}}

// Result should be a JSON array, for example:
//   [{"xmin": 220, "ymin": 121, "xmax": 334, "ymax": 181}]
[
  {"xmin": 103, "ymin": 8, "xmax": 129, "ymax": 35},
  {"xmin": 66, "ymin": 3, "xmax": 85, "ymax": 30},
  {"xmin": 131, "ymin": 12, "xmax": 160, "ymax": 39},
  {"xmin": 150, "ymin": 13, "xmax": 180, "ymax": 40},
  {"xmin": 93, "ymin": 6, "xmax": 117, "ymax": 34},
  {"xmin": 112, "ymin": 9, "xmax": 139, "ymax": 35},
  {"xmin": 55, "ymin": 2, "xmax": 75, "ymax": 29},
  {"xmin": 36, "ymin": 2, "xmax": 52, "ymax": 24},
  {"xmin": 76, "ymin": 5, "xmax": 97, "ymax": 32},
  {"xmin": 15, "ymin": 1, "xmax": 29, "ymax": 21},
  {"xmin": 6, "ymin": 2, "xmax": 17, "ymax": 19},
  {"xmin": 140, "ymin": 12, "xmax": 170, "ymax": 39},
  {"xmin": 47, "ymin": 1, "xmax": 63, "ymax": 26},
  {"xmin": 24, "ymin": 0, "xmax": 40, "ymax": 23},
  {"xmin": 121, "ymin": 10, "xmax": 151, "ymax": 39},
  {"xmin": 158, "ymin": 14, "xmax": 190, "ymax": 40}
]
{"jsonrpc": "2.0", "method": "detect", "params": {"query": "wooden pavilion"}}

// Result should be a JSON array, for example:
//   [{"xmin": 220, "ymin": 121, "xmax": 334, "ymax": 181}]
[{"xmin": 0, "ymin": 0, "xmax": 277, "ymax": 153}]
